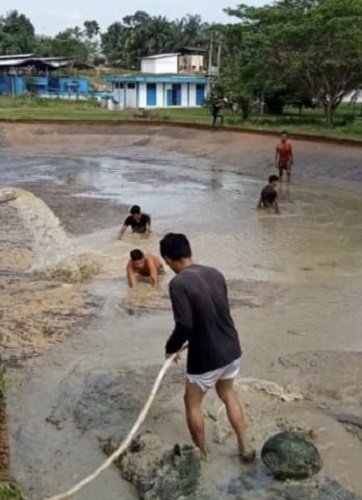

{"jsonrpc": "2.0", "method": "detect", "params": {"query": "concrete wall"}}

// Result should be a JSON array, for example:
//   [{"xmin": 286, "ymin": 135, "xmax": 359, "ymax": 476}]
[
  {"xmin": 141, "ymin": 55, "xmax": 178, "ymax": 74},
  {"xmin": 189, "ymin": 84, "xmax": 196, "ymax": 106},
  {"xmin": 181, "ymin": 83, "xmax": 188, "ymax": 106},
  {"xmin": 141, "ymin": 59, "xmax": 155, "ymax": 74},
  {"xmin": 179, "ymin": 54, "xmax": 204, "ymax": 73}
]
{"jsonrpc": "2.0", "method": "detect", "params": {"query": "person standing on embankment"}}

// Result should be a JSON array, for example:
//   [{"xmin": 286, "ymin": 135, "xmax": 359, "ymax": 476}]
[
  {"xmin": 212, "ymin": 97, "xmax": 225, "ymax": 127},
  {"xmin": 160, "ymin": 233, "xmax": 255, "ymax": 462}
]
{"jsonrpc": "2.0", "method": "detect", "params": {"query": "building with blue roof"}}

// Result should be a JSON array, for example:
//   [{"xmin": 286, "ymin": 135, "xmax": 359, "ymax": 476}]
[{"xmin": 102, "ymin": 74, "xmax": 208, "ymax": 109}]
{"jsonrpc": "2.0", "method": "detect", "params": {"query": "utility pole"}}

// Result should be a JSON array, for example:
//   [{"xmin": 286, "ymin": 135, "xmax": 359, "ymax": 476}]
[
  {"xmin": 217, "ymin": 42, "xmax": 222, "ymax": 73},
  {"xmin": 207, "ymin": 31, "xmax": 214, "ymax": 96}
]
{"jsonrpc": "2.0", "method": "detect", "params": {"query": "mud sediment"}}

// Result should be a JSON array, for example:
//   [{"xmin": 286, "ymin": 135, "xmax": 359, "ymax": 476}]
[
  {"xmin": 1, "ymin": 124, "xmax": 362, "ymax": 499},
  {"xmin": 2, "ymin": 122, "xmax": 362, "ymax": 191}
]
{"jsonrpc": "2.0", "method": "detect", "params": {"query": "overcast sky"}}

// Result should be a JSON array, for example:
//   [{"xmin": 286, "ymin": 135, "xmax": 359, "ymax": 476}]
[{"xmin": 1, "ymin": 0, "xmax": 266, "ymax": 36}]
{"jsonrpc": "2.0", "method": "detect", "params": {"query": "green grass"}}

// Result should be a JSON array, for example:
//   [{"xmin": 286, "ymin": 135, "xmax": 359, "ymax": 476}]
[
  {"xmin": 0, "ymin": 96, "xmax": 361, "ymax": 142},
  {"xmin": 0, "ymin": 478, "xmax": 23, "ymax": 500}
]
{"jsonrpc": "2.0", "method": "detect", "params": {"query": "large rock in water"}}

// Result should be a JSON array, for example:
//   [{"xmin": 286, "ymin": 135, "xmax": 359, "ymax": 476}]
[
  {"xmin": 104, "ymin": 432, "xmax": 201, "ymax": 500},
  {"xmin": 261, "ymin": 431, "xmax": 322, "ymax": 480}
]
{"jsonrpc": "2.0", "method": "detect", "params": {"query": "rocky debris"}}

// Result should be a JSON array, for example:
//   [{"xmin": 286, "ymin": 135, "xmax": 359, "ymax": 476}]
[
  {"xmin": 333, "ymin": 414, "xmax": 362, "ymax": 442},
  {"xmin": 226, "ymin": 476, "xmax": 359, "ymax": 500},
  {"xmin": 104, "ymin": 432, "xmax": 201, "ymax": 500},
  {"xmin": 73, "ymin": 371, "xmax": 143, "ymax": 441},
  {"xmin": 261, "ymin": 431, "xmax": 322, "ymax": 480}
]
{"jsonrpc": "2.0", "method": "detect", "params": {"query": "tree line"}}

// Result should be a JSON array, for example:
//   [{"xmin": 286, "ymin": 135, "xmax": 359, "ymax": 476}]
[
  {"xmin": 1, "ymin": 0, "xmax": 362, "ymax": 124},
  {"xmin": 0, "ymin": 10, "xmax": 211, "ymax": 67}
]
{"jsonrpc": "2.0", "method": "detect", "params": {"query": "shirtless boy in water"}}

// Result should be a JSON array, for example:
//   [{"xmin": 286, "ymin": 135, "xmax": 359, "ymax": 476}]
[
  {"xmin": 257, "ymin": 175, "xmax": 281, "ymax": 214},
  {"xmin": 126, "ymin": 249, "xmax": 164, "ymax": 288},
  {"xmin": 275, "ymin": 131, "xmax": 294, "ymax": 182}
]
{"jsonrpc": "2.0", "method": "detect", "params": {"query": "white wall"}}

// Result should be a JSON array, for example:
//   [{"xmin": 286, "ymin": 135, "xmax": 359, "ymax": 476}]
[
  {"xmin": 141, "ymin": 59, "xmax": 155, "ymax": 73},
  {"xmin": 138, "ymin": 83, "xmax": 146, "ymax": 107},
  {"xmin": 181, "ymin": 83, "xmax": 188, "ymax": 107},
  {"xmin": 141, "ymin": 55, "xmax": 178, "ymax": 74},
  {"xmin": 156, "ymin": 83, "xmax": 164, "ymax": 106},
  {"xmin": 189, "ymin": 84, "xmax": 196, "ymax": 106},
  {"xmin": 125, "ymin": 87, "xmax": 136, "ymax": 107}
]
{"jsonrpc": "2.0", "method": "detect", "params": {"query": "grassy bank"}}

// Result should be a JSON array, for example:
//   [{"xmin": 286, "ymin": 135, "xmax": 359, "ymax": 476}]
[
  {"xmin": 0, "ymin": 372, "xmax": 23, "ymax": 500},
  {"xmin": 0, "ymin": 96, "xmax": 362, "ymax": 142}
]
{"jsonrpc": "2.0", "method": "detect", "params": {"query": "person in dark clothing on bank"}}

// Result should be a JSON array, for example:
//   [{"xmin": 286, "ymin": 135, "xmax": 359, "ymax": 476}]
[
  {"xmin": 118, "ymin": 205, "xmax": 151, "ymax": 239},
  {"xmin": 257, "ymin": 175, "xmax": 281, "ymax": 214},
  {"xmin": 212, "ymin": 97, "xmax": 225, "ymax": 127},
  {"xmin": 160, "ymin": 233, "xmax": 255, "ymax": 461}
]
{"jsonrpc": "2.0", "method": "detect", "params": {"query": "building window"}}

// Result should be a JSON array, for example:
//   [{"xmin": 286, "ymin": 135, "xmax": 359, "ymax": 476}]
[
  {"xmin": 114, "ymin": 82, "xmax": 124, "ymax": 89},
  {"xmin": 127, "ymin": 83, "xmax": 135, "ymax": 89}
]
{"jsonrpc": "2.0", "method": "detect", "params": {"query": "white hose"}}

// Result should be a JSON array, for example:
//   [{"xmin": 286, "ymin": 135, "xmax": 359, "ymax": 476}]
[{"xmin": 45, "ymin": 351, "xmax": 182, "ymax": 500}]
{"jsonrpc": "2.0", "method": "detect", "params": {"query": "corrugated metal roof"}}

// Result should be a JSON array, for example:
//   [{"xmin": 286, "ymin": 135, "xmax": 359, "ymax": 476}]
[
  {"xmin": 0, "ymin": 56, "xmax": 93, "ymax": 70},
  {"xmin": 141, "ymin": 53, "xmax": 180, "ymax": 60},
  {"xmin": 179, "ymin": 47, "xmax": 207, "ymax": 52},
  {"xmin": 103, "ymin": 75, "xmax": 208, "ymax": 84},
  {"xmin": 0, "ymin": 58, "xmax": 32, "ymax": 67},
  {"xmin": 0, "ymin": 53, "xmax": 34, "ymax": 60}
]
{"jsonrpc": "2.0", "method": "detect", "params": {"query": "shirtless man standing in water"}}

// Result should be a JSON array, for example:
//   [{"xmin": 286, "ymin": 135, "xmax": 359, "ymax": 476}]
[
  {"xmin": 126, "ymin": 249, "xmax": 164, "ymax": 288},
  {"xmin": 275, "ymin": 131, "xmax": 294, "ymax": 182}
]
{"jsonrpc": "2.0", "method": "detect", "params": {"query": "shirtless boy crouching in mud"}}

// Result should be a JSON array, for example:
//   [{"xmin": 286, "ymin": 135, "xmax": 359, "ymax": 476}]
[
  {"xmin": 257, "ymin": 175, "xmax": 281, "ymax": 214},
  {"xmin": 126, "ymin": 249, "xmax": 164, "ymax": 288}
]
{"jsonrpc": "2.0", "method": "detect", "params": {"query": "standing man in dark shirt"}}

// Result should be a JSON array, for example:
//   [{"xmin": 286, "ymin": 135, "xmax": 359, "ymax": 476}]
[
  {"xmin": 118, "ymin": 205, "xmax": 151, "ymax": 240},
  {"xmin": 257, "ymin": 175, "xmax": 280, "ymax": 214},
  {"xmin": 160, "ymin": 233, "xmax": 254, "ymax": 461},
  {"xmin": 212, "ymin": 96, "xmax": 225, "ymax": 127}
]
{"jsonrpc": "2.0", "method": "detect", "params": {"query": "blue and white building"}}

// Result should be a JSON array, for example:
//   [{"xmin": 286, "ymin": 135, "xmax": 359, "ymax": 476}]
[
  {"xmin": 103, "ymin": 75, "xmax": 208, "ymax": 109},
  {"xmin": 0, "ymin": 54, "xmax": 95, "ymax": 98}
]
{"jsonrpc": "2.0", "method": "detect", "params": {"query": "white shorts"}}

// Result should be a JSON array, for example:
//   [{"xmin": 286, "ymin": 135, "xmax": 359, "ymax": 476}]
[{"xmin": 186, "ymin": 358, "xmax": 241, "ymax": 393}]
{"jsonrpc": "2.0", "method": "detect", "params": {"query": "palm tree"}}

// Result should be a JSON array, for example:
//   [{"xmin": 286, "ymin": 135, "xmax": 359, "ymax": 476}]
[{"xmin": 144, "ymin": 16, "xmax": 171, "ymax": 55}]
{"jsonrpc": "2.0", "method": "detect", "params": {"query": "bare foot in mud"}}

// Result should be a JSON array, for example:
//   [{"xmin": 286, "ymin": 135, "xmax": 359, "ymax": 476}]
[
  {"xmin": 239, "ymin": 447, "xmax": 256, "ymax": 463},
  {"xmin": 192, "ymin": 446, "xmax": 209, "ymax": 462}
]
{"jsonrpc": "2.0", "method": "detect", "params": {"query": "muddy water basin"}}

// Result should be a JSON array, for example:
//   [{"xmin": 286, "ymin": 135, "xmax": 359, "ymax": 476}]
[{"xmin": 0, "ymin": 129, "xmax": 362, "ymax": 499}]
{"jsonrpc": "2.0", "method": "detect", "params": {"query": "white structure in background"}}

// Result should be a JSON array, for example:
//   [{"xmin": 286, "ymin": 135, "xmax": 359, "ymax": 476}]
[
  {"xmin": 141, "ymin": 49, "xmax": 205, "ymax": 75},
  {"xmin": 342, "ymin": 89, "xmax": 362, "ymax": 103},
  {"xmin": 141, "ymin": 53, "xmax": 179, "ymax": 74},
  {"xmin": 103, "ymin": 75, "xmax": 207, "ymax": 109}
]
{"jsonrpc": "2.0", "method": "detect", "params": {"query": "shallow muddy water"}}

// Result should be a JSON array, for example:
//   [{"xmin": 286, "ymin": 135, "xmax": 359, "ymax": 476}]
[{"xmin": 1, "ymin": 135, "xmax": 362, "ymax": 499}]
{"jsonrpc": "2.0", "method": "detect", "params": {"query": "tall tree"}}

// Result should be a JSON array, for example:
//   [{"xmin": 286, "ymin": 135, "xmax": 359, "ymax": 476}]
[
  {"xmin": 83, "ymin": 20, "xmax": 101, "ymax": 62},
  {"xmin": 83, "ymin": 20, "xmax": 100, "ymax": 39},
  {"xmin": 0, "ymin": 10, "xmax": 35, "ymax": 54},
  {"xmin": 225, "ymin": 0, "xmax": 362, "ymax": 124},
  {"xmin": 101, "ymin": 10, "xmax": 211, "ymax": 68},
  {"xmin": 46, "ymin": 28, "xmax": 89, "ymax": 60}
]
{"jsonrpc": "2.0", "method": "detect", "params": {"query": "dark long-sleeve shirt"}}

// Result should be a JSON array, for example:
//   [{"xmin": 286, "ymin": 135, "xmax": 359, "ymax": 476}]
[{"xmin": 165, "ymin": 264, "xmax": 242, "ymax": 375}]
